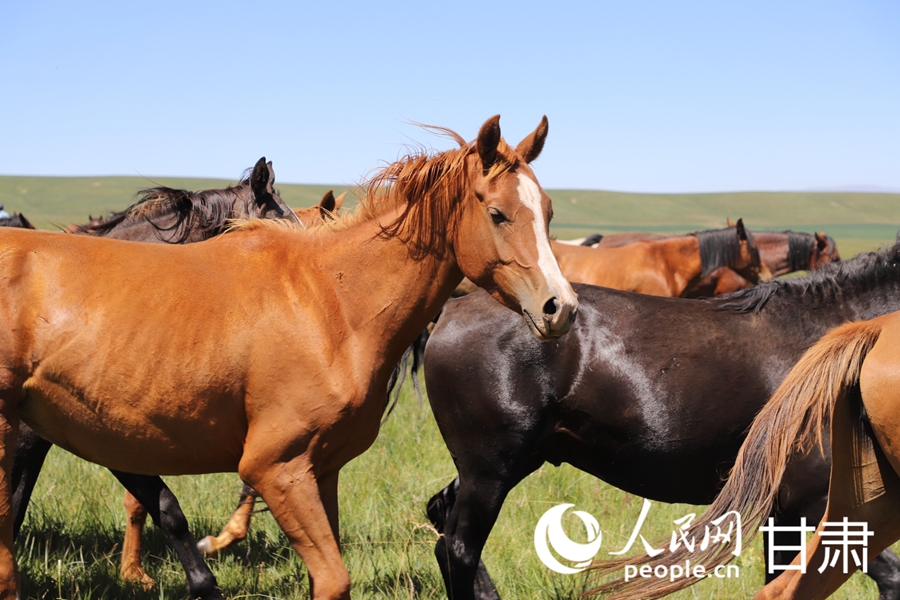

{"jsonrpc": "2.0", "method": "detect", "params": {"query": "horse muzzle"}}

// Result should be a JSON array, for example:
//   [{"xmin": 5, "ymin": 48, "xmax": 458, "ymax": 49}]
[{"xmin": 523, "ymin": 292, "xmax": 578, "ymax": 341}]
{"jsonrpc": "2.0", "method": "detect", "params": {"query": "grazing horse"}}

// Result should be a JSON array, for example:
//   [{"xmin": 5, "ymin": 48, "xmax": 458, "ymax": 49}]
[
  {"xmin": 422, "ymin": 243, "xmax": 900, "ymax": 600},
  {"xmin": 10, "ymin": 160, "xmax": 337, "ymax": 592},
  {"xmin": 0, "ymin": 115, "xmax": 576, "ymax": 600},
  {"xmin": 550, "ymin": 220, "xmax": 771, "ymax": 297},
  {"xmin": 592, "ymin": 309, "xmax": 900, "ymax": 600}
]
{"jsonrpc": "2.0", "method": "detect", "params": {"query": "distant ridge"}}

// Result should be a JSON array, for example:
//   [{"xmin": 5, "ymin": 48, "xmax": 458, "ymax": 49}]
[{"xmin": 803, "ymin": 185, "xmax": 900, "ymax": 193}]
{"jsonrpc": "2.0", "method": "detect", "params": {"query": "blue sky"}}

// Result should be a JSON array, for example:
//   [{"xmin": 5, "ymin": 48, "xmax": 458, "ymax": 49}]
[{"xmin": 1, "ymin": 1, "xmax": 897, "ymax": 192}]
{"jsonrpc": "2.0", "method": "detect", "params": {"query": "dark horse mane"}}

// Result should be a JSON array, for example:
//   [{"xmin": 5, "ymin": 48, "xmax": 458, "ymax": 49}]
[
  {"xmin": 717, "ymin": 238, "xmax": 900, "ymax": 314},
  {"xmin": 786, "ymin": 230, "xmax": 817, "ymax": 272},
  {"xmin": 69, "ymin": 179, "xmax": 255, "ymax": 244},
  {"xmin": 0, "ymin": 214, "xmax": 34, "ymax": 229},
  {"xmin": 695, "ymin": 226, "xmax": 760, "ymax": 278}
]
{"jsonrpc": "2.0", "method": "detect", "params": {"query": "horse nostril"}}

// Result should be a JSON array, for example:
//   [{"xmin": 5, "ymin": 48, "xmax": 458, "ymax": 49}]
[{"xmin": 543, "ymin": 298, "xmax": 559, "ymax": 316}]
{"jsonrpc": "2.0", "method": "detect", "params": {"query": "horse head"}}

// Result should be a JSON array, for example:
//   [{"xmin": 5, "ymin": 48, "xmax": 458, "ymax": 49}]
[
  {"xmin": 811, "ymin": 231, "xmax": 841, "ymax": 269},
  {"xmin": 294, "ymin": 190, "xmax": 345, "ymax": 227},
  {"xmin": 453, "ymin": 115, "xmax": 578, "ymax": 340},
  {"xmin": 244, "ymin": 157, "xmax": 303, "ymax": 225},
  {"xmin": 730, "ymin": 218, "xmax": 773, "ymax": 284}
]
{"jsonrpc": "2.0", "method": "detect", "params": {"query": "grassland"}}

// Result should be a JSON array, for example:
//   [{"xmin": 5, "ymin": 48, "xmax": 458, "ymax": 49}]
[{"xmin": 0, "ymin": 174, "xmax": 898, "ymax": 599}]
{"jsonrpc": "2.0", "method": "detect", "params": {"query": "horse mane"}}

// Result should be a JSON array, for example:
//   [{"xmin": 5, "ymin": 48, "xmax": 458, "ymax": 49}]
[
  {"xmin": 695, "ymin": 226, "xmax": 760, "ymax": 278},
  {"xmin": 786, "ymin": 230, "xmax": 815, "ymax": 272},
  {"xmin": 0, "ymin": 214, "xmax": 34, "ymax": 229},
  {"xmin": 581, "ymin": 233, "xmax": 604, "ymax": 246},
  {"xmin": 70, "ymin": 179, "xmax": 253, "ymax": 243},
  {"xmin": 231, "ymin": 126, "xmax": 520, "ymax": 260},
  {"xmin": 717, "ymin": 239, "xmax": 900, "ymax": 313}
]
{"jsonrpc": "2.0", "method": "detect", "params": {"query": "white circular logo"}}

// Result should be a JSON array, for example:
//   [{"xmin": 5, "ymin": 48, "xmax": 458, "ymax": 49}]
[{"xmin": 534, "ymin": 503, "xmax": 603, "ymax": 574}]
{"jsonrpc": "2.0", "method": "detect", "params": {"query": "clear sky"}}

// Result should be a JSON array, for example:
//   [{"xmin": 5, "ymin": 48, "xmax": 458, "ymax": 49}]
[{"xmin": 1, "ymin": 1, "xmax": 897, "ymax": 192}]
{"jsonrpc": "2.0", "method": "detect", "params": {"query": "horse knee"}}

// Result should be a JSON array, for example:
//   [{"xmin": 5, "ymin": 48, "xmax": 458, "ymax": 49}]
[
  {"xmin": 156, "ymin": 489, "xmax": 189, "ymax": 538},
  {"xmin": 123, "ymin": 491, "xmax": 148, "ymax": 525},
  {"xmin": 426, "ymin": 479, "xmax": 459, "ymax": 533}
]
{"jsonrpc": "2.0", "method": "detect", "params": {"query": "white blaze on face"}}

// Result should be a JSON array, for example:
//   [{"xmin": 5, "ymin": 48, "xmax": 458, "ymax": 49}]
[{"xmin": 516, "ymin": 173, "xmax": 577, "ymax": 307}]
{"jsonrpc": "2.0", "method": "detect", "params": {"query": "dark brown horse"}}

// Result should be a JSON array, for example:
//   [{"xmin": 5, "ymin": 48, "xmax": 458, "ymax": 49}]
[
  {"xmin": 0, "ymin": 214, "xmax": 35, "ymax": 230},
  {"xmin": 592, "ymin": 310, "xmax": 900, "ymax": 600},
  {"xmin": 422, "ymin": 242, "xmax": 900, "ymax": 600}
]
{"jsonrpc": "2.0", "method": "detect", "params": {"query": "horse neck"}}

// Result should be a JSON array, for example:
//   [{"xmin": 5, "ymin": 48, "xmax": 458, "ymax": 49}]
[
  {"xmin": 764, "ymin": 271, "xmax": 900, "ymax": 336},
  {"xmin": 755, "ymin": 232, "xmax": 810, "ymax": 276},
  {"xmin": 654, "ymin": 236, "xmax": 704, "ymax": 292},
  {"xmin": 91, "ymin": 213, "xmax": 210, "ymax": 243},
  {"xmin": 303, "ymin": 210, "xmax": 464, "ymax": 372}
]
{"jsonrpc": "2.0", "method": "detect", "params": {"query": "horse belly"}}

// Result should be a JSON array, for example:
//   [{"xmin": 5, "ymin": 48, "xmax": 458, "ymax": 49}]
[{"xmin": 19, "ymin": 376, "xmax": 246, "ymax": 476}]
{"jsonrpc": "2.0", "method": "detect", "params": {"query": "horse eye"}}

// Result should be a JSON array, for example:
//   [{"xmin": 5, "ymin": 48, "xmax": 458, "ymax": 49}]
[{"xmin": 488, "ymin": 208, "xmax": 508, "ymax": 225}]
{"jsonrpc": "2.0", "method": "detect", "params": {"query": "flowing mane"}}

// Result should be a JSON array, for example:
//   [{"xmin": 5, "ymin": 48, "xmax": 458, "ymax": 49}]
[
  {"xmin": 69, "ymin": 179, "xmax": 256, "ymax": 243},
  {"xmin": 233, "ymin": 125, "xmax": 521, "ymax": 259},
  {"xmin": 717, "ymin": 239, "xmax": 900, "ymax": 313}
]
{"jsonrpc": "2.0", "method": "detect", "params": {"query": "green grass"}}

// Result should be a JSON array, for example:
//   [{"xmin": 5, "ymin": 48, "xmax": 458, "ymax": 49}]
[
  {"xmin": 2, "ymin": 175, "xmax": 899, "ymax": 598},
  {"xmin": 18, "ymin": 383, "xmax": 883, "ymax": 600}
]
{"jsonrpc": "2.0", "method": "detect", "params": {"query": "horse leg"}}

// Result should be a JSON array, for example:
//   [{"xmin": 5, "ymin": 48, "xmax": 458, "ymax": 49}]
[
  {"xmin": 197, "ymin": 483, "xmax": 258, "ymax": 556},
  {"xmin": 10, "ymin": 422, "xmax": 52, "ymax": 539},
  {"xmin": 0, "ymin": 410, "xmax": 19, "ymax": 599},
  {"xmin": 757, "ymin": 389, "xmax": 900, "ymax": 599},
  {"xmin": 427, "ymin": 478, "xmax": 499, "ymax": 600},
  {"xmin": 110, "ymin": 471, "xmax": 222, "ymax": 600},
  {"xmin": 428, "ymin": 457, "xmax": 541, "ymax": 600},
  {"xmin": 766, "ymin": 421, "xmax": 900, "ymax": 599},
  {"xmin": 120, "ymin": 491, "xmax": 154, "ymax": 588},
  {"xmin": 243, "ymin": 458, "xmax": 349, "ymax": 600}
]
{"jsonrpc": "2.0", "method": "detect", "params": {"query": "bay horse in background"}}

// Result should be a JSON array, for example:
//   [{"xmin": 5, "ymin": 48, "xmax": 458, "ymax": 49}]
[
  {"xmin": 10, "ymin": 159, "xmax": 340, "ymax": 593},
  {"xmin": 550, "ymin": 219, "xmax": 772, "ymax": 297},
  {"xmin": 422, "ymin": 242, "xmax": 900, "ymax": 600},
  {"xmin": 593, "ymin": 309, "xmax": 900, "ymax": 600},
  {"xmin": 683, "ymin": 228, "xmax": 841, "ymax": 297},
  {"xmin": 0, "ymin": 115, "xmax": 577, "ymax": 600}
]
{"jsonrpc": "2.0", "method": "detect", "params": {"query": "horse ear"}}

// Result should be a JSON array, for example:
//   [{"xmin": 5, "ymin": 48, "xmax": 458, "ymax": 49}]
[
  {"xmin": 477, "ymin": 115, "xmax": 502, "ymax": 171},
  {"xmin": 726, "ymin": 217, "xmax": 736, "ymax": 227},
  {"xmin": 333, "ymin": 192, "xmax": 346, "ymax": 211},
  {"xmin": 515, "ymin": 115, "xmax": 549, "ymax": 163},
  {"xmin": 319, "ymin": 190, "xmax": 336, "ymax": 214},
  {"xmin": 815, "ymin": 232, "xmax": 828, "ymax": 250},
  {"xmin": 250, "ymin": 157, "xmax": 275, "ymax": 198},
  {"xmin": 735, "ymin": 218, "xmax": 747, "ymax": 241}
]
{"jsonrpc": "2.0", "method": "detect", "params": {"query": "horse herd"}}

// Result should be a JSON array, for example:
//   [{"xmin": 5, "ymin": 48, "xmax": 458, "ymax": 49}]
[{"xmin": 0, "ymin": 116, "xmax": 897, "ymax": 600}]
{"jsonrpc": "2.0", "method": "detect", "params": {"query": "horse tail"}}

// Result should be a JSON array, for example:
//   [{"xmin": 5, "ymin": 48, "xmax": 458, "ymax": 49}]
[
  {"xmin": 381, "ymin": 326, "xmax": 430, "ymax": 424},
  {"xmin": 587, "ymin": 316, "xmax": 886, "ymax": 600}
]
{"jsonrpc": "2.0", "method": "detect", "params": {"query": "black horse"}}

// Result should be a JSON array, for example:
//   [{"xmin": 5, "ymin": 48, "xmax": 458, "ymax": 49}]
[{"xmin": 424, "ymin": 242, "xmax": 900, "ymax": 600}]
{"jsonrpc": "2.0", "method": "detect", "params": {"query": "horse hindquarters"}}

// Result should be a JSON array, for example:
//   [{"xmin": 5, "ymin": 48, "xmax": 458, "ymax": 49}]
[{"xmin": 757, "ymin": 387, "xmax": 900, "ymax": 600}]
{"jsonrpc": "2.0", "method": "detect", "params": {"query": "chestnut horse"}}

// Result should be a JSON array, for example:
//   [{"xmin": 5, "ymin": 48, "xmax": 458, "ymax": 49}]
[
  {"xmin": 550, "ymin": 220, "xmax": 771, "ymax": 297},
  {"xmin": 10, "ymin": 164, "xmax": 343, "ymax": 591},
  {"xmin": 423, "ymin": 242, "xmax": 900, "ymax": 600},
  {"xmin": 0, "ymin": 115, "xmax": 576, "ymax": 600},
  {"xmin": 592, "ymin": 309, "xmax": 900, "ymax": 600}
]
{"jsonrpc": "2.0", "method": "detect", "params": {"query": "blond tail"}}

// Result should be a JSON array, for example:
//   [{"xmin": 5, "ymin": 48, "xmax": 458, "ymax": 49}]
[{"xmin": 586, "ymin": 316, "xmax": 886, "ymax": 600}]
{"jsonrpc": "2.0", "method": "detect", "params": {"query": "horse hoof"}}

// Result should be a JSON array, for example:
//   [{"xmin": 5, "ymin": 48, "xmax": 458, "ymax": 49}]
[
  {"xmin": 197, "ymin": 536, "xmax": 217, "ymax": 556},
  {"xmin": 122, "ymin": 567, "xmax": 156, "ymax": 590}
]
